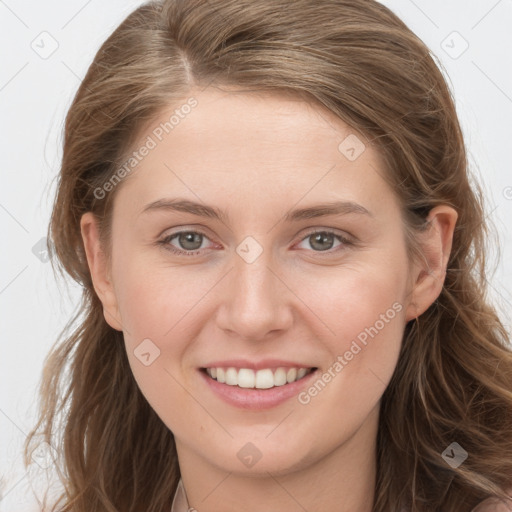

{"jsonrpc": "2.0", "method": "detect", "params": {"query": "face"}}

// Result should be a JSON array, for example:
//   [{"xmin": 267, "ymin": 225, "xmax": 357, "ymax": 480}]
[{"xmin": 82, "ymin": 87, "xmax": 441, "ymax": 478}]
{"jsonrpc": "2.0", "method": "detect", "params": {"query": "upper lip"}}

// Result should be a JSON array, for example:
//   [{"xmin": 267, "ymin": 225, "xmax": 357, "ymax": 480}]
[{"xmin": 201, "ymin": 359, "xmax": 317, "ymax": 371}]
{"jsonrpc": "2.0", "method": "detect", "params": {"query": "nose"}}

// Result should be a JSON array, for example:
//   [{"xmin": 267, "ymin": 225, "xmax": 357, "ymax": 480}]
[{"xmin": 215, "ymin": 249, "xmax": 294, "ymax": 341}]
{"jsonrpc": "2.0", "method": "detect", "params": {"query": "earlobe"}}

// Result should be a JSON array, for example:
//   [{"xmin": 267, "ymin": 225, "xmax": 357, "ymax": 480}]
[
  {"xmin": 405, "ymin": 205, "xmax": 458, "ymax": 322},
  {"xmin": 80, "ymin": 212, "xmax": 123, "ymax": 331}
]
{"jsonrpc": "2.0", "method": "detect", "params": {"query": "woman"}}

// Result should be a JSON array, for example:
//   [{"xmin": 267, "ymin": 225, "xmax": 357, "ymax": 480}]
[{"xmin": 24, "ymin": 0, "xmax": 512, "ymax": 511}]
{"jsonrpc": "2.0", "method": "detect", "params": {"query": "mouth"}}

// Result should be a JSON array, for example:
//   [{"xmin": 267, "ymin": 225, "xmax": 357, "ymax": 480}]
[{"xmin": 200, "ymin": 366, "xmax": 317, "ymax": 390}]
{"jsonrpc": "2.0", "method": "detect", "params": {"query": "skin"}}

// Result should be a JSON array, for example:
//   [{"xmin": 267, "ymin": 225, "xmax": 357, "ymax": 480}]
[{"xmin": 81, "ymin": 86, "xmax": 457, "ymax": 512}]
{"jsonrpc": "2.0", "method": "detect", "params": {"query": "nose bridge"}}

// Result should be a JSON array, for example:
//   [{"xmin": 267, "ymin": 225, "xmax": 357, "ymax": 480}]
[{"xmin": 216, "ymin": 241, "xmax": 292, "ymax": 338}]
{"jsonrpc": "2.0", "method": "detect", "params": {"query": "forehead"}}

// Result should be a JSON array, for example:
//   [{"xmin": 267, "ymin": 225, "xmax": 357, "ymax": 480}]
[{"xmin": 112, "ymin": 87, "xmax": 397, "ymax": 220}]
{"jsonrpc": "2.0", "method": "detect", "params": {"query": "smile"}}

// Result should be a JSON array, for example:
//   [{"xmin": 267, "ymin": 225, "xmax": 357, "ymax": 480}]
[{"xmin": 202, "ymin": 366, "xmax": 316, "ymax": 389}]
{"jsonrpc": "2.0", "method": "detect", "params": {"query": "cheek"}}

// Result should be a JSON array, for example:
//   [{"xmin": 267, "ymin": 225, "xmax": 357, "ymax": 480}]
[
  {"xmin": 112, "ymin": 261, "xmax": 208, "ymax": 427},
  {"xmin": 300, "ymin": 253, "xmax": 408, "ymax": 348},
  {"xmin": 112, "ymin": 254, "xmax": 224, "ymax": 404},
  {"xmin": 293, "ymin": 265, "xmax": 407, "ymax": 435},
  {"xmin": 114, "ymin": 271, "xmax": 198, "ymax": 367},
  {"xmin": 111, "ymin": 239, "xmax": 199, "ymax": 335},
  {"xmin": 287, "ymin": 216, "xmax": 411, "ymax": 339}
]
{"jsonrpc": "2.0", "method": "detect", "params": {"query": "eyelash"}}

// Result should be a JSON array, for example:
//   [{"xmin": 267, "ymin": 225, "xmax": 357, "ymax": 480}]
[{"xmin": 157, "ymin": 228, "xmax": 354, "ymax": 257}]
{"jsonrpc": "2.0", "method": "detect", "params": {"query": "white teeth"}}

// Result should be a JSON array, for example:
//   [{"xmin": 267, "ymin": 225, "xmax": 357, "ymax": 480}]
[
  {"xmin": 273, "ymin": 368, "xmax": 287, "ymax": 386},
  {"xmin": 297, "ymin": 368, "xmax": 307, "ymax": 379},
  {"xmin": 286, "ymin": 368, "xmax": 297, "ymax": 383},
  {"xmin": 255, "ymin": 369, "xmax": 274, "ymax": 389},
  {"xmin": 205, "ymin": 366, "xmax": 314, "ymax": 389},
  {"xmin": 225, "ymin": 367, "xmax": 238, "ymax": 385},
  {"xmin": 237, "ymin": 368, "xmax": 255, "ymax": 388}
]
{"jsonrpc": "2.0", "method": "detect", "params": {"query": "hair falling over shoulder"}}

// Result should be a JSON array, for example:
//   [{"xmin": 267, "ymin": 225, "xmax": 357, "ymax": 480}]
[{"xmin": 24, "ymin": 1, "xmax": 512, "ymax": 511}]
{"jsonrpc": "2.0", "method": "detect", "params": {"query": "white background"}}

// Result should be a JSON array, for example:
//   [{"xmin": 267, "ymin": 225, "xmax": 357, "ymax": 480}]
[{"xmin": 1, "ymin": 0, "xmax": 511, "ymax": 509}]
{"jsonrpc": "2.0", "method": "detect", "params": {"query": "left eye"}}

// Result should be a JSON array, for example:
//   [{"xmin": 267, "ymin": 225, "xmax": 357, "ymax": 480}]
[
  {"xmin": 158, "ymin": 229, "xmax": 351, "ymax": 257},
  {"xmin": 296, "ymin": 230, "xmax": 349, "ymax": 252},
  {"xmin": 159, "ymin": 231, "xmax": 212, "ymax": 256}
]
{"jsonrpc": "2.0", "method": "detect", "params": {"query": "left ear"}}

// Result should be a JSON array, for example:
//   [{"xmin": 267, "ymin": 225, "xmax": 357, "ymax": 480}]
[{"xmin": 405, "ymin": 205, "xmax": 458, "ymax": 321}]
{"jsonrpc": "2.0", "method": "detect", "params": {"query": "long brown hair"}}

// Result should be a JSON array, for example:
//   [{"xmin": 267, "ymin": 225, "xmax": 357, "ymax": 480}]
[{"xmin": 24, "ymin": 1, "xmax": 512, "ymax": 510}]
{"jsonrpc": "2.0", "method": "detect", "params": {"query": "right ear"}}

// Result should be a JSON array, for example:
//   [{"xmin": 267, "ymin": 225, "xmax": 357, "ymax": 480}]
[{"xmin": 80, "ymin": 212, "xmax": 123, "ymax": 331}]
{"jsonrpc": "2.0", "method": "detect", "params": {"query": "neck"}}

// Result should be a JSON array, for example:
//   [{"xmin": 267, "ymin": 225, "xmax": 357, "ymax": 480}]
[{"xmin": 176, "ymin": 404, "xmax": 379, "ymax": 512}]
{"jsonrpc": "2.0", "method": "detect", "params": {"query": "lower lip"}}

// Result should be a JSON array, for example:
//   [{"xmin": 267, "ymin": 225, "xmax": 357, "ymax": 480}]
[{"xmin": 199, "ymin": 369, "xmax": 318, "ymax": 410}]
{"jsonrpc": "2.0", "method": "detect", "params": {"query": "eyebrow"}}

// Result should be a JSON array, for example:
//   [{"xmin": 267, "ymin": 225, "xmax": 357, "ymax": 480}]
[{"xmin": 140, "ymin": 198, "xmax": 372, "ymax": 223}]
